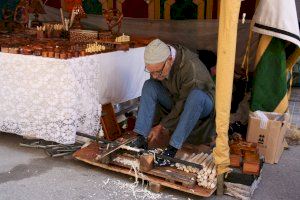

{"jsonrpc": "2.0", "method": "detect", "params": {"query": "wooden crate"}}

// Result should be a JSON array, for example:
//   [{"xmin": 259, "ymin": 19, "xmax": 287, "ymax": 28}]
[{"xmin": 243, "ymin": 152, "xmax": 260, "ymax": 175}]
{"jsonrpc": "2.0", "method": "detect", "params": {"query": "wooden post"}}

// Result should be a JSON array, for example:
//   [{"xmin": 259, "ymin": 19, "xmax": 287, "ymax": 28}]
[
  {"xmin": 108, "ymin": 0, "xmax": 113, "ymax": 9},
  {"xmin": 193, "ymin": 0, "xmax": 205, "ymax": 20},
  {"xmin": 99, "ymin": 0, "xmax": 109, "ymax": 10},
  {"xmin": 148, "ymin": 0, "xmax": 155, "ymax": 19},
  {"xmin": 217, "ymin": 0, "xmax": 221, "ymax": 19},
  {"xmin": 206, "ymin": 0, "xmax": 213, "ymax": 19},
  {"xmin": 164, "ymin": 0, "xmax": 175, "ymax": 20},
  {"xmin": 213, "ymin": 0, "xmax": 242, "ymax": 192},
  {"xmin": 217, "ymin": 174, "xmax": 224, "ymax": 195},
  {"xmin": 255, "ymin": 0, "xmax": 260, "ymax": 8},
  {"xmin": 154, "ymin": 0, "xmax": 160, "ymax": 19},
  {"xmin": 116, "ymin": 0, "xmax": 125, "ymax": 12},
  {"xmin": 61, "ymin": 0, "xmax": 66, "ymax": 10}
]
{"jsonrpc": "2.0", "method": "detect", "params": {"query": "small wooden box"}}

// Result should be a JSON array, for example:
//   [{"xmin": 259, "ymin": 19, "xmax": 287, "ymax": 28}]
[
  {"xmin": 98, "ymin": 30, "xmax": 113, "ymax": 41},
  {"xmin": 230, "ymin": 154, "xmax": 242, "ymax": 167},
  {"xmin": 242, "ymin": 152, "xmax": 260, "ymax": 175}
]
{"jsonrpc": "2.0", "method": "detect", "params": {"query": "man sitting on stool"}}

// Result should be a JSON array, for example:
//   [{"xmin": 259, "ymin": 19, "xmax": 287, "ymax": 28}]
[{"xmin": 132, "ymin": 39, "xmax": 215, "ymax": 166}]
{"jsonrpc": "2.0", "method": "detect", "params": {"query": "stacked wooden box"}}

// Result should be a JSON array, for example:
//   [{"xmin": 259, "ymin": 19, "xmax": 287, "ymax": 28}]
[{"xmin": 230, "ymin": 141, "xmax": 260, "ymax": 175}]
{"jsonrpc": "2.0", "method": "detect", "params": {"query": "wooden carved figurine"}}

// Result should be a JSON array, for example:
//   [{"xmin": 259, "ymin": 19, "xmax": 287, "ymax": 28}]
[
  {"xmin": 70, "ymin": 2, "xmax": 87, "ymax": 29},
  {"xmin": 103, "ymin": 9, "xmax": 123, "ymax": 34},
  {"xmin": 14, "ymin": 0, "xmax": 29, "ymax": 27},
  {"xmin": 29, "ymin": 0, "xmax": 46, "ymax": 27},
  {"xmin": 2, "ymin": 8, "xmax": 14, "ymax": 21}
]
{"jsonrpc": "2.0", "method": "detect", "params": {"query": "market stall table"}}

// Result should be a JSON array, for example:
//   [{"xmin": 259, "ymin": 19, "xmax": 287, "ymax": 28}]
[{"xmin": 0, "ymin": 47, "xmax": 148, "ymax": 144}]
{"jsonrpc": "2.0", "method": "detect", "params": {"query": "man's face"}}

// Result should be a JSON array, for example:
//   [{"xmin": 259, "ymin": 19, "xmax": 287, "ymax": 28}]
[{"xmin": 145, "ymin": 57, "xmax": 171, "ymax": 81}]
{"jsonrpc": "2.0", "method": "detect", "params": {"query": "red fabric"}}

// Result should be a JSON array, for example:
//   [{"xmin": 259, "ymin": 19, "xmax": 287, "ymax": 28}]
[
  {"xmin": 122, "ymin": 0, "xmax": 148, "ymax": 18},
  {"xmin": 239, "ymin": 0, "xmax": 256, "ymax": 19},
  {"xmin": 212, "ymin": 0, "xmax": 256, "ymax": 19},
  {"xmin": 42, "ymin": 0, "xmax": 61, "ymax": 8},
  {"xmin": 64, "ymin": 0, "xmax": 82, "ymax": 12}
]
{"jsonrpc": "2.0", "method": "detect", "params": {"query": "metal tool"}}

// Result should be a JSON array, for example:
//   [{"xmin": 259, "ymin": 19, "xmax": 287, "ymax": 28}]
[
  {"xmin": 120, "ymin": 144, "xmax": 203, "ymax": 170},
  {"xmin": 78, "ymin": 131, "xmax": 203, "ymax": 170}
]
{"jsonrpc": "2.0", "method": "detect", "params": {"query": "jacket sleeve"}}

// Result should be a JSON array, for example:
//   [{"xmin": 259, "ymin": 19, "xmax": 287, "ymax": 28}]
[{"xmin": 160, "ymin": 60, "xmax": 207, "ymax": 130}]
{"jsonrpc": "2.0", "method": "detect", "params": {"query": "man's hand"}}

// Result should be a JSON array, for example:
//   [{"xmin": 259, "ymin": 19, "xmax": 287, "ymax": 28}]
[
  {"xmin": 147, "ymin": 124, "xmax": 171, "ymax": 149},
  {"xmin": 147, "ymin": 124, "xmax": 164, "ymax": 144}
]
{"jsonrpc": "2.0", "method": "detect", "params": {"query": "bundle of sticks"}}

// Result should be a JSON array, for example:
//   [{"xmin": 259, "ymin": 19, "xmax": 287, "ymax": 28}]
[{"xmin": 175, "ymin": 152, "xmax": 217, "ymax": 189}]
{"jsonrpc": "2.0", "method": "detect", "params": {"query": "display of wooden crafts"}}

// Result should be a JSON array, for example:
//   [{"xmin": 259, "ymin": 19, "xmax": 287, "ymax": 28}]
[
  {"xmin": 36, "ymin": 25, "xmax": 45, "ymax": 39},
  {"xmin": 20, "ymin": 45, "xmax": 32, "ymax": 55},
  {"xmin": 69, "ymin": 2, "xmax": 87, "ymax": 29},
  {"xmin": 98, "ymin": 30, "xmax": 113, "ymax": 41},
  {"xmin": 0, "ymin": 31, "xmax": 120, "ymax": 59},
  {"xmin": 29, "ymin": 0, "xmax": 46, "ymax": 27},
  {"xmin": 14, "ymin": 0, "xmax": 29, "ymax": 27},
  {"xmin": 103, "ymin": 9, "xmax": 123, "ymax": 35}
]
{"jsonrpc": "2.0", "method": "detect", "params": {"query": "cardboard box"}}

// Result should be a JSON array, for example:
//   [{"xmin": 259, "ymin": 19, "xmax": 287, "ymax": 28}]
[{"xmin": 246, "ymin": 112, "xmax": 289, "ymax": 164}]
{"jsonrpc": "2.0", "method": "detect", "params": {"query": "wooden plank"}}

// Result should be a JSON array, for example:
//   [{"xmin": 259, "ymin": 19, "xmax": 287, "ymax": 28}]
[
  {"xmin": 206, "ymin": 0, "xmax": 213, "ymax": 19},
  {"xmin": 149, "ymin": 182, "xmax": 163, "ymax": 193},
  {"xmin": 139, "ymin": 154, "xmax": 154, "ymax": 172},
  {"xmin": 73, "ymin": 143, "xmax": 215, "ymax": 198},
  {"xmin": 230, "ymin": 154, "xmax": 242, "ymax": 167},
  {"xmin": 100, "ymin": 103, "xmax": 122, "ymax": 141},
  {"xmin": 148, "ymin": 167, "xmax": 197, "ymax": 188},
  {"xmin": 217, "ymin": 174, "xmax": 224, "ymax": 196}
]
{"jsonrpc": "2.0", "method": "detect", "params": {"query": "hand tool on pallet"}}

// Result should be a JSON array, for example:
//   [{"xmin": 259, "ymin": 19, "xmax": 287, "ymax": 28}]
[
  {"xmin": 97, "ymin": 132, "xmax": 137, "ymax": 160},
  {"xmin": 120, "ymin": 145, "xmax": 203, "ymax": 170},
  {"xmin": 77, "ymin": 132, "xmax": 203, "ymax": 170}
]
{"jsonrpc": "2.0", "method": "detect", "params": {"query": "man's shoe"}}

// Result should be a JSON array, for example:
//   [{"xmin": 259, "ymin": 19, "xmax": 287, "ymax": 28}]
[
  {"xmin": 155, "ymin": 145, "xmax": 178, "ymax": 167},
  {"xmin": 130, "ymin": 135, "xmax": 148, "ymax": 149}
]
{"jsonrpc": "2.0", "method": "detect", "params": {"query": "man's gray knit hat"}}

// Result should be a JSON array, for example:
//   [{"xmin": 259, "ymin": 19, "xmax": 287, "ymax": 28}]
[{"xmin": 144, "ymin": 39, "xmax": 170, "ymax": 64}]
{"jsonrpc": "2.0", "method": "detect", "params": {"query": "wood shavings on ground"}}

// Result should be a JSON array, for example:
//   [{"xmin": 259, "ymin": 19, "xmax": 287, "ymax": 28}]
[
  {"xmin": 110, "ymin": 155, "xmax": 163, "ymax": 199},
  {"xmin": 285, "ymin": 126, "xmax": 300, "ymax": 145},
  {"xmin": 101, "ymin": 177, "xmax": 163, "ymax": 200},
  {"xmin": 224, "ymin": 175, "xmax": 262, "ymax": 200}
]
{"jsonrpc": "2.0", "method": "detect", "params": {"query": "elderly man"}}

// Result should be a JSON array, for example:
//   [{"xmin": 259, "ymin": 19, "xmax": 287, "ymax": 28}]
[{"xmin": 132, "ymin": 39, "xmax": 215, "ymax": 165}]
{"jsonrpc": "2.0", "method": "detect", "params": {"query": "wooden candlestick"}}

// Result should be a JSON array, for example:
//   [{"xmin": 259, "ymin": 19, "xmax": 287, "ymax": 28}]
[
  {"xmin": 60, "ymin": 52, "xmax": 67, "ymax": 59},
  {"xmin": 42, "ymin": 51, "xmax": 48, "ymax": 57},
  {"xmin": 48, "ymin": 51, "xmax": 54, "ymax": 58}
]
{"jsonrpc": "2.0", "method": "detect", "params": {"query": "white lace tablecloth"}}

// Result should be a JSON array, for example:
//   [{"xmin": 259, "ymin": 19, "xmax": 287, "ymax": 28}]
[{"xmin": 0, "ymin": 47, "xmax": 148, "ymax": 144}]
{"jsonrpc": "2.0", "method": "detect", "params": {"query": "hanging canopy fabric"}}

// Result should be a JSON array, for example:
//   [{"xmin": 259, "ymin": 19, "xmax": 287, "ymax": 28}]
[
  {"xmin": 250, "ymin": 35, "xmax": 289, "ymax": 113},
  {"xmin": 212, "ymin": 0, "xmax": 242, "ymax": 175},
  {"xmin": 252, "ymin": 0, "xmax": 300, "ymax": 47},
  {"xmin": 250, "ymin": 0, "xmax": 300, "ymax": 113}
]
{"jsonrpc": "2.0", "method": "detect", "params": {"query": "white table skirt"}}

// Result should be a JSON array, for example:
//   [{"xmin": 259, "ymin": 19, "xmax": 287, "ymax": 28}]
[{"xmin": 0, "ymin": 47, "xmax": 148, "ymax": 144}]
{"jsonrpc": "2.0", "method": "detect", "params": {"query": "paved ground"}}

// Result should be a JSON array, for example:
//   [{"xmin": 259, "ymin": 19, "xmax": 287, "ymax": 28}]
[
  {"xmin": 0, "ymin": 133, "xmax": 299, "ymax": 200},
  {"xmin": 289, "ymin": 88, "xmax": 300, "ymax": 128}
]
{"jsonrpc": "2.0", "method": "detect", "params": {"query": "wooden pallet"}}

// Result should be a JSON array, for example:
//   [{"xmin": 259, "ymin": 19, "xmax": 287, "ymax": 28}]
[{"xmin": 73, "ymin": 142, "xmax": 216, "ymax": 198}]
